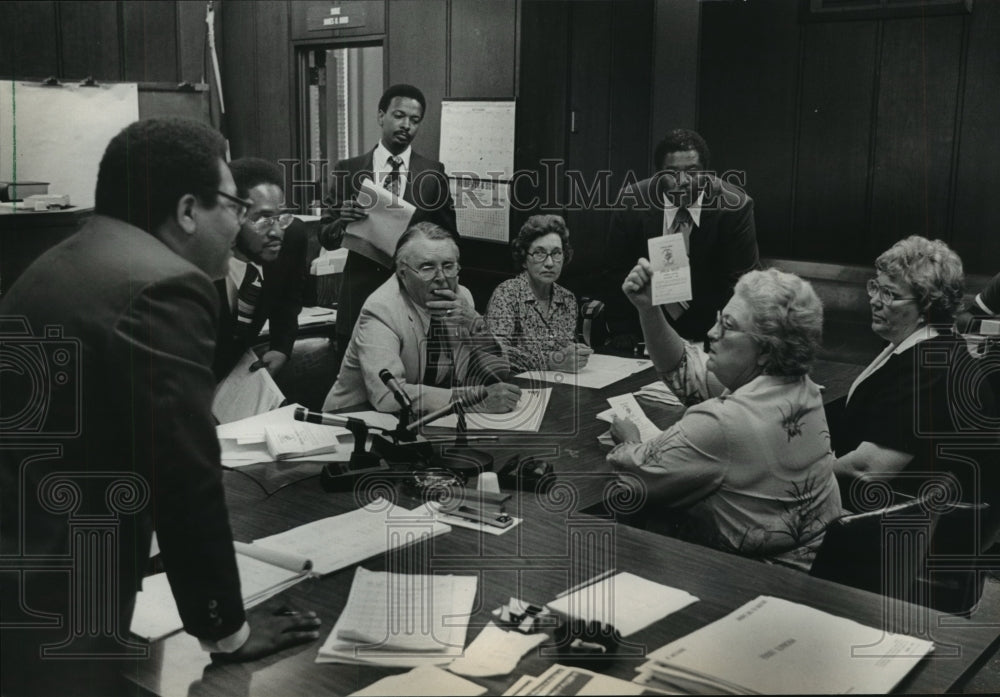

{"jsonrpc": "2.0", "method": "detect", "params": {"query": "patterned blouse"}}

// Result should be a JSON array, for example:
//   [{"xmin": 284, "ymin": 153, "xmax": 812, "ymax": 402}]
[
  {"xmin": 485, "ymin": 272, "xmax": 578, "ymax": 372},
  {"xmin": 608, "ymin": 341, "xmax": 843, "ymax": 569}
]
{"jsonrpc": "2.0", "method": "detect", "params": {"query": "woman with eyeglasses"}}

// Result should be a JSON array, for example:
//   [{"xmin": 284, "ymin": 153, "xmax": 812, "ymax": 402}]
[
  {"xmin": 827, "ymin": 236, "xmax": 999, "ymax": 510},
  {"xmin": 608, "ymin": 262, "xmax": 842, "ymax": 569},
  {"xmin": 485, "ymin": 214, "xmax": 593, "ymax": 373}
]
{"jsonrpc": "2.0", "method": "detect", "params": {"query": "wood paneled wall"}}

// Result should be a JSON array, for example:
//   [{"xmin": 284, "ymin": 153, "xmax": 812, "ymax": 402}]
[
  {"xmin": 0, "ymin": 1, "xmax": 206, "ymax": 83},
  {"xmin": 699, "ymin": 1, "xmax": 1000, "ymax": 275}
]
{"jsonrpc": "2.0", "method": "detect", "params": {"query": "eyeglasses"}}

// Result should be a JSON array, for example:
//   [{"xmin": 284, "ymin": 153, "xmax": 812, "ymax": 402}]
[
  {"xmin": 527, "ymin": 248, "xmax": 564, "ymax": 263},
  {"xmin": 866, "ymin": 279, "xmax": 916, "ymax": 305},
  {"xmin": 715, "ymin": 311, "xmax": 761, "ymax": 341},
  {"xmin": 400, "ymin": 261, "xmax": 461, "ymax": 281},
  {"xmin": 217, "ymin": 190, "xmax": 253, "ymax": 221},
  {"xmin": 248, "ymin": 212, "xmax": 295, "ymax": 232}
]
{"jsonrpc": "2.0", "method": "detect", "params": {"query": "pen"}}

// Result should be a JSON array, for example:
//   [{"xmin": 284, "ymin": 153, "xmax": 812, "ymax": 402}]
[{"xmin": 554, "ymin": 568, "xmax": 617, "ymax": 599}]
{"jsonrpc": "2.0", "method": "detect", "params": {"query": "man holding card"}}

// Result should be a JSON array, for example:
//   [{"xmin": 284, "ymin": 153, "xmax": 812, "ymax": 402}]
[
  {"xmin": 318, "ymin": 84, "xmax": 457, "ymax": 369},
  {"xmin": 606, "ymin": 129, "xmax": 760, "ymax": 346}
]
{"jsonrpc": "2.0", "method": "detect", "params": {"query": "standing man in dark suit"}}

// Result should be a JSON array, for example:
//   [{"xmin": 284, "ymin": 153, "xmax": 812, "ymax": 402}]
[
  {"xmin": 0, "ymin": 119, "xmax": 319, "ymax": 696},
  {"xmin": 606, "ymin": 128, "xmax": 760, "ymax": 345},
  {"xmin": 214, "ymin": 157, "xmax": 308, "ymax": 380},
  {"xmin": 318, "ymin": 83, "xmax": 457, "ymax": 368}
]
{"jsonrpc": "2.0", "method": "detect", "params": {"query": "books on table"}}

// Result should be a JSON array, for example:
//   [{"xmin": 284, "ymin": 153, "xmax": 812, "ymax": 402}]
[{"xmin": 634, "ymin": 595, "xmax": 935, "ymax": 694}]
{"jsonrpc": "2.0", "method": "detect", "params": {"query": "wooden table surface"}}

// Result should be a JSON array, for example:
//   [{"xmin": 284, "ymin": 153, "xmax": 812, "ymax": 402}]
[{"xmin": 125, "ymin": 359, "xmax": 1000, "ymax": 697}]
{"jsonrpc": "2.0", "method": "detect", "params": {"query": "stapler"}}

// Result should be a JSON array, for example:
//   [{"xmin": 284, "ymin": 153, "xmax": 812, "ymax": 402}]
[{"xmin": 437, "ymin": 487, "xmax": 514, "ymax": 529}]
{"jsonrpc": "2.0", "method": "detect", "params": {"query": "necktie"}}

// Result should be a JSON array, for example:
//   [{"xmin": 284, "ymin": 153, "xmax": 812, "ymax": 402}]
[
  {"xmin": 423, "ymin": 317, "xmax": 454, "ymax": 387},
  {"xmin": 235, "ymin": 264, "xmax": 262, "ymax": 335},
  {"xmin": 668, "ymin": 207, "xmax": 694, "ymax": 252},
  {"xmin": 384, "ymin": 155, "xmax": 403, "ymax": 196}
]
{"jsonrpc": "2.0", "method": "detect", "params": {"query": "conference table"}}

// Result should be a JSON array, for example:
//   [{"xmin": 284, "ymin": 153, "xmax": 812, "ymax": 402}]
[{"xmin": 127, "ymin": 359, "xmax": 1000, "ymax": 696}]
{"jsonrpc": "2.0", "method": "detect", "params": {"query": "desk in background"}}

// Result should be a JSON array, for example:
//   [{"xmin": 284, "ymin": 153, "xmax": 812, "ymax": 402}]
[
  {"xmin": 0, "ymin": 206, "xmax": 92, "ymax": 294},
  {"xmin": 129, "ymin": 366, "xmax": 992, "ymax": 696}
]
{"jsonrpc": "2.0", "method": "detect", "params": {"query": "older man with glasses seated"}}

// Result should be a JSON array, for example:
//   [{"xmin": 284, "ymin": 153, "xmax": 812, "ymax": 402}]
[{"xmin": 323, "ymin": 222, "xmax": 521, "ymax": 415}]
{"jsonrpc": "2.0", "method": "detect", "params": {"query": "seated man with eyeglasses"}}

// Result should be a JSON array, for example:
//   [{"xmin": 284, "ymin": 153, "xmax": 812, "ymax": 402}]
[
  {"xmin": 213, "ymin": 157, "xmax": 308, "ymax": 380},
  {"xmin": 323, "ymin": 222, "xmax": 521, "ymax": 415}
]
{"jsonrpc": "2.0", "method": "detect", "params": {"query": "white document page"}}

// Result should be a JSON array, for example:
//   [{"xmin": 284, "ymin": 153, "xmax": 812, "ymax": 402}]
[
  {"xmin": 606, "ymin": 393, "xmax": 663, "ymax": 442},
  {"xmin": 251, "ymin": 499, "xmax": 450, "ymax": 576},
  {"xmin": 546, "ymin": 572, "xmax": 698, "ymax": 637},
  {"xmin": 648, "ymin": 235, "xmax": 693, "ymax": 306},
  {"xmin": 517, "ymin": 354, "xmax": 652, "ymax": 390},
  {"xmin": 343, "ymin": 178, "xmax": 415, "ymax": 266},
  {"xmin": 212, "ymin": 350, "xmax": 285, "ymax": 424},
  {"xmin": 640, "ymin": 595, "xmax": 934, "ymax": 695},
  {"xmin": 431, "ymin": 388, "xmax": 551, "ymax": 431},
  {"xmin": 352, "ymin": 665, "xmax": 486, "ymax": 696},
  {"xmin": 317, "ymin": 568, "xmax": 478, "ymax": 667},
  {"xmin": 448, "ymin": 622, "xmax": 547, "ymax": 677}
]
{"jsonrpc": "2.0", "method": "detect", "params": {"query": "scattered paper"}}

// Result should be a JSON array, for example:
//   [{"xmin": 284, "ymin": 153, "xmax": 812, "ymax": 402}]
[
  {"xmin": 217, "ymin": 404, "xmax": 351, "ymax": 468},
  {"xmin": 606, "ymin": 393, "xmax": 663, "ymax": 442},
  {"xmin": 448, "ymin": 622, "xmax": 548, "ymax": 677},
  {"xmin": 342, "ymin": 178, "xmax": 416, "ymax": 267},
  {"xmin": 546, "ymin": 572, "xmax": 698, "ymax": 638},
  {"xmin": 648, "ymin": 235, "xmax": 692, "ymax": 306},
  {"xmin": 264, "ymin": 421, "xmax": 340, "ymax": 459},
  {"xmin": 351, "ymin": 665, "xmax": 486, "ymax": 696},
  {"xmin": 516, "ymin": 354, "xmax": 652, "ymax": 390},
  {"xmin": 213, "ymin": 350, "xmax": 285, "ymax": 424}
]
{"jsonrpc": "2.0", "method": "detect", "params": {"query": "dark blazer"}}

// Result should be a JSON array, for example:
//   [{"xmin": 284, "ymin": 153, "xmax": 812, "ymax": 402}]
[
  {"xmin": 828, "ymin": 333, "xmax": 1000, "ymax": 508},
  {"xmin": 213, "ymin": 218, "xmax": 308, "ymax": 379},
  {"xmin": 606, "ymin": 174, "xmax": 760, "ymax": 340},
  {"xmin": 318, "ymin": 147, "xmax": 457, "ymax": 352},
  {"xmin": 0, "ymin": 216, "xmax": 244, "ymax": 693}
]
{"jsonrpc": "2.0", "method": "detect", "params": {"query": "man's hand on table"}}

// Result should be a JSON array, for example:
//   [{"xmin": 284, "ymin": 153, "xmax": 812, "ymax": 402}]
[{"xmin": 211, "ymin": 605, "xmax": 321, "ymax": 664}]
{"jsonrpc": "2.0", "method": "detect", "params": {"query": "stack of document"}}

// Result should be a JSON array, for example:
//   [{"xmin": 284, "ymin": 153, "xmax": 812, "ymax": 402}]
[
  {"xmin": 317, "ymin": 567, "xmax": 477, "ymax": 667},
  {"xmin": 516, "ymin": 354, "xmax": 651, "ymax": 390},
  {"xmin": 633, "ymin": 595, "xmax": 935, "ymax": 694},
  {"xmin": 131, "ymin": 542, "xmax": 312, "ymax": 641},
  {"xmin": 217, "ymin": 404, "xmax": 351, "ymax": 468},
  {"xmin": 546, "ymin": 572, "xmax": 698, "ymax": 637}
]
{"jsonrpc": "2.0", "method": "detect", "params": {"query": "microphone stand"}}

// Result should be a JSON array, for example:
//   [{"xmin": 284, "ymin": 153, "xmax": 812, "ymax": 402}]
[
  {"xmin": 294, "ymin": 408, "xmax": 390, "ymax": 492},
  {"xmin": 430, "ymin": 400, "xmax": 495, "ymax": 476}
]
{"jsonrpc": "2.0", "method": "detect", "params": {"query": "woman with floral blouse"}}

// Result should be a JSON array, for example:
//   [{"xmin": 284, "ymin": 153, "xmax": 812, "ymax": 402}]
[
  {"xmin": 609, "ymin": 263, "xmax": 842, "ymax": 570},
  {"xmin": 485, "ymin": 215, "xmax": 593, "ymax": 373}
]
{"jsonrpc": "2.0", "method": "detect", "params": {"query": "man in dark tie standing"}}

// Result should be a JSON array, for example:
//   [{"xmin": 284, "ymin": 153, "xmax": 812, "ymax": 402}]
[
  {"xmin": 606, "ymin": 128, "xmax": 760, "ymax": 345},
  {"xmin": 318, "ymin": 84, "xmax": 457, "ymax": 369}
]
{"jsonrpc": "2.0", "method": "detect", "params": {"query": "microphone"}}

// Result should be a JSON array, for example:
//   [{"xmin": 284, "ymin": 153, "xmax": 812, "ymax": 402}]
[{"xmin": 379, "ymin": 369, "xmax": 413, "ymax": 410}]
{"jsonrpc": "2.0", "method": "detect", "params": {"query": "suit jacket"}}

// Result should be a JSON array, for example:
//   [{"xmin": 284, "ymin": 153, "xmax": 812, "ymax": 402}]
[
  {"xmin": 323, "ymin": 275, "xmax": 507, "ymax": 414},
  {"xmin": 0, "ymin": 216, "xmax": 244, "ymax": 691},
  {"xmin": 606, "ymin": 174, "xmax": 760, "ymax": 340},
  {"xmin": 318, "ymin": 147, "xmax": 457, "ymax": 349},
  {"xmin": 213, "ymin": 218, "xmax": 308, "ymax": 379}
]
